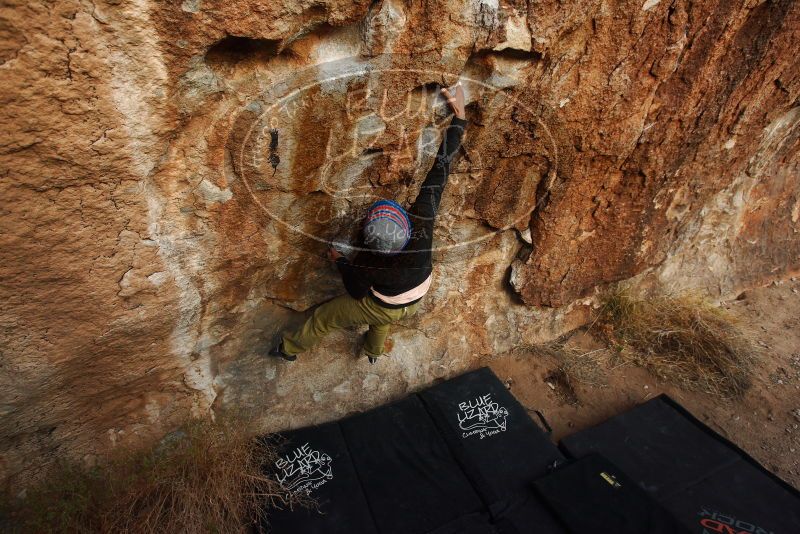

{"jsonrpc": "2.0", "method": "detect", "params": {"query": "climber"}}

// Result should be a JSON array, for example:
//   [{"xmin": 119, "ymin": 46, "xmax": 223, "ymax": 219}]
[{"xmin": 267, "ymin": 84, "xmax": 467, "ymax": 364}]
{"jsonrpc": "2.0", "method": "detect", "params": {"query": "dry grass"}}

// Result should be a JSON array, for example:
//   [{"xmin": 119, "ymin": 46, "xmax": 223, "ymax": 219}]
[
  {"xmin": 535, "ymin": 343, "xmax": 609, "ymax": 405},
  {"xmin": 595, "ymin": 289, "xmax": 757, "ymax": 397},
  {"xmin": 553, "ymin": 346, "xmax": 610, "ymax": 389},
  {"xmin": 3, "ymin": 416, "xmax": 302, "ymax": 534}
]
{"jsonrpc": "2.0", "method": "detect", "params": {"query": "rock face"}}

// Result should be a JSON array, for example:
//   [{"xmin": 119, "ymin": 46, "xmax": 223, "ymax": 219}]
[{"xmin": 1, "ymin": 0, "xmax": 798, "ymax": 486}]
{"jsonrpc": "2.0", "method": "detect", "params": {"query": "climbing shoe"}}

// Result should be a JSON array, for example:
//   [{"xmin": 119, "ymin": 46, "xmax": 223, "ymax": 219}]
[
  {"xmin": 361, "ymin": 333, "xmax": 389, "ymax": 364},
  {"xmin": 267, "ymin": 342, "xmax": 296, "ymax": 362}
]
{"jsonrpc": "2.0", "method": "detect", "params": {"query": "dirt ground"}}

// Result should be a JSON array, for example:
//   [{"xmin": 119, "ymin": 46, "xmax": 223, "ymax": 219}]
[{"xmin": 481, "ymin": 276, "xmax": 800, "ymax": 490}]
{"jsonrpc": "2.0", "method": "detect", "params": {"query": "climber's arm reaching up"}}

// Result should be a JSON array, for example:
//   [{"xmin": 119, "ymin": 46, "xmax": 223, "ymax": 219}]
[
  {"xmin": 326, "ymin": 85, "xmax": 466, "ymax": 300},
  {"xmin": 409, "ymin": 86, "xmax": 467, "ymax": 241}
]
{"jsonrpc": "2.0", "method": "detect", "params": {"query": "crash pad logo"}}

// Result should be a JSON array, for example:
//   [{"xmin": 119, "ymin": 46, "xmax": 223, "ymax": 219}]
[
  {"xmin": 275, "ymin": 442, "xmax": 333, "ymax": 495},
  {"xmin": 457, "ymin": 393, "xmax": 509, "ymax": 439},
  {"xmin": 698, "ymin": 508, "xmax": 773, "ymax": 534}
]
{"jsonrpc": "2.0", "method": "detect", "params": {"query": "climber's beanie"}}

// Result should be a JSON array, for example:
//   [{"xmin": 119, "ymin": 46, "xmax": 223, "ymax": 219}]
[{"xmin": 363, "ymin": 199, "xmax": 411, "ymax": 255}]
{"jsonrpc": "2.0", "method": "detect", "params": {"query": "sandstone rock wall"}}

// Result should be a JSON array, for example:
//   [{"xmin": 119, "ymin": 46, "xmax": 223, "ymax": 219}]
[{"xmin": 1, "ymin": 0, "xmax": 797, "ymax": 486}]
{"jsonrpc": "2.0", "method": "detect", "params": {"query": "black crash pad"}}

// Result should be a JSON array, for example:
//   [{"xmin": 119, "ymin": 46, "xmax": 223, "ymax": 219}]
[
  {"xmin": 340, "ymin": 394, "xmax": 484, "ymax": 534},
  {"xmin": 420, "ymin": 367, "xmax": 565, "ymax": 510},
  {"xmin": 427, "ymin": 511, "xmax": 498, "ymax": 534},
  {"xmin": 660, "ymin": 458, "xmax": 800, "ymax": 534},
  {"xmin": 263, "ymin": 422, "xmax": 377, "ymax": 534},
  {"xmin": 492, "ymin": 492, "xmax": 568, "ymax": 534},
  {"xmin": 559, "ymin": 395, "xmax": 800, "ymax": 533},
  {"xmin": 533, "ymin": 453, "xmax": 690, "ymax": 533},
  {"xmin": 560, "ymin": 395, "xmax": 739, "ymax": 498}
]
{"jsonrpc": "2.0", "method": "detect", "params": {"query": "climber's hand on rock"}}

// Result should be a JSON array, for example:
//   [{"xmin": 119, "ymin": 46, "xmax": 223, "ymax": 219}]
[
  {"xmin": 441, "ymin": 85, "xmax": 465, "ymax": 119},
  {"xmin": 327, "ymin": 247, "xmax": 342, "ymax": 261}
]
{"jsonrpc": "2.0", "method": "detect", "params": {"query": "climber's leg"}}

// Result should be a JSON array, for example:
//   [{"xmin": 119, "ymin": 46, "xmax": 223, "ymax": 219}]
[
  {"xmin": 363, "ymin": 322, "xmax": 391, "ymax": 358},
  {"xmin": 362, "ymin": 298, "xmax": 421, "ymax": 358},
  {"xmin": 282, "ymin": 295, "xmax": 383, "ymax": 356}
]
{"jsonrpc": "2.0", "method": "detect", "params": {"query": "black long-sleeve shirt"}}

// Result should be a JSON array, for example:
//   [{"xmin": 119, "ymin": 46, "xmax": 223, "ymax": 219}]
[{"xmin": 336, "ymin": 116, "xmax": 467, "ymax": 308}]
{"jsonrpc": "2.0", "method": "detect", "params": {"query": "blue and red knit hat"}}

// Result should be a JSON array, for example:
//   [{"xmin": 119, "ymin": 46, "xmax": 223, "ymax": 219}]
[{"xmin": 363, "ymin": 199, "xmax": 411, "ymax": 255}]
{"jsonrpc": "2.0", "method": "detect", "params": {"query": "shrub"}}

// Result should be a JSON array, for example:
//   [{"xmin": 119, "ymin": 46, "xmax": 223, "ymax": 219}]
[
  {"xmin": 595, "ymin": 289, "xmax": 757, "ymax": 397},
  {"xmin": 3, "ymin": 416, "xmax": 297, "ymax": 533}
]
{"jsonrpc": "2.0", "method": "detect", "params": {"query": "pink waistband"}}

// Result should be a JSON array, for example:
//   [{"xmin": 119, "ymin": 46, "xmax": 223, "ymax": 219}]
[{"xmin": 371, "ymin": 274, "xmax": 433, "ymax": 305}]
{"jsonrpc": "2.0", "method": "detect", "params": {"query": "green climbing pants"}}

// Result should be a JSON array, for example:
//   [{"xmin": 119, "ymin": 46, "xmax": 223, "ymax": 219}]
[{"xmin": 282, "ymin": 294, "xmax": 420, "ymax": 357}]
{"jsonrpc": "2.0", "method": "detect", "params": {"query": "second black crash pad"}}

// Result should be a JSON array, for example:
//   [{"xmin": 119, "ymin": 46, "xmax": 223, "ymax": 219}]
[
  {"xmin": 533, "ymin": 453, "xmax": 690, "ymax": 534},
  {"xmin": 340, "ymin": 394, "xmax": 485, "ymax": 534},
  {"xmin": 659, "ymin": 458, "xmax": 800, "ymax": 534},
  {"xmin": 419, "ymin": 367, "xmax": 565, "ymax": 509},
  {"xmin": 491, "ymin": 491, "xmax": 568, "ymax": 534},
  {"xmin": 560, "ymin": 394, "xmax": 740, "ymax": 499},
  {"xmin": 559, "ymin": 395, "xmax": 800, "ymax": 533},
  {"xmin": 262, "ymin": 422, "xmax": 377, "ymax": 534}
]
